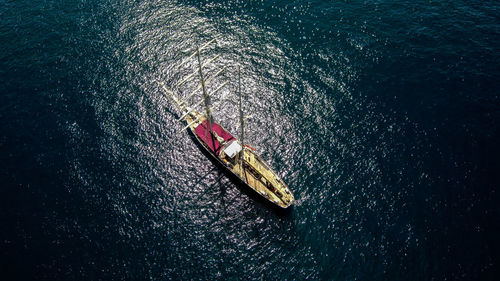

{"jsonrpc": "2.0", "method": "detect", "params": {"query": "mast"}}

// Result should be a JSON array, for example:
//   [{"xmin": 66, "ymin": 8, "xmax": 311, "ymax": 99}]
[
  {"xmin": 238, "ymin": 64, "xmax": 246, "ymax": 179},
  {"xmin": 238, "ymin": 65, "xmax": 244, "ymax": 146},
  {"xmin": 196, "ymin": 46, "xmax": 216, "ymax": 152}
]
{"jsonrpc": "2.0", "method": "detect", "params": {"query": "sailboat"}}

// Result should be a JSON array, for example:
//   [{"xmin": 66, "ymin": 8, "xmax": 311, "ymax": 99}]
[{"xmin": 159, "ymin": 39, "xmax": 294, "ymax": 209}]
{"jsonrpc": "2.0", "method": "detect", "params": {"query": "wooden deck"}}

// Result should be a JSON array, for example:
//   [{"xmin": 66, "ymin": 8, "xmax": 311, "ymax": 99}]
[{"xmin": 186, "ymin": 111, "xmax": 293, "ymax": 208}]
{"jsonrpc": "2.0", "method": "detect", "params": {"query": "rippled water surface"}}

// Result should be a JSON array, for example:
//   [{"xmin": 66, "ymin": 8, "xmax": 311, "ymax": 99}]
[{"xmin": 1, "ymin": 0, "xmax": 499, "ymax": 280}]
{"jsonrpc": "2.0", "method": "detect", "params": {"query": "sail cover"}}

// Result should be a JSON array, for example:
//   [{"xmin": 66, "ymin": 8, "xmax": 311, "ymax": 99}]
[{"xmin": 194, "ymin": 120, "xmax": 235, "ymax": 155}]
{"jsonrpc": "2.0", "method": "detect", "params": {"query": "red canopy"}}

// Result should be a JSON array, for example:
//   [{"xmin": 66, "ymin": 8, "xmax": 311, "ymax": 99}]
[{"xmin": 194, "ymin": 120, "xmax": 235, "ymax": 155}]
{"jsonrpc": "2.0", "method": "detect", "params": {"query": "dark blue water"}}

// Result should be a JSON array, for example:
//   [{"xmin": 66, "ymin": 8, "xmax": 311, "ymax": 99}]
[{"xmin": 1, "ymin": 0, "xmax": 499, "ymax": 280}]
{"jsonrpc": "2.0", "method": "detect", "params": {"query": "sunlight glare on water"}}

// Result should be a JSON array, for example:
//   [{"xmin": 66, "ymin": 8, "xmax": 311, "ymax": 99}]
[{"xmin": 1, "ymin": 0, "xmax": 498, "ymax": 280}]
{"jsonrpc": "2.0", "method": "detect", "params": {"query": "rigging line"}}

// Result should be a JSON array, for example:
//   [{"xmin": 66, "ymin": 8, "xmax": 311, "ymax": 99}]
[
  {"xmin": 176, "ymin": 54, "xmax": 221, "ymax": 88},
  {"xmin": 238, "ymin": 64, "xmax": 246, "ymax": 178},
  {"xmin": 177, "ymin": 38, "xmax": 216, "ymax": 69},
  {"xmin": 197, "ymin": 46, "xmax": 217, "ymax": 154},
  {"xmin": 180, "ymin": 66, "xmax": 227, "ymax": 106},
  {"xmin": 178, "ymin": 81, "xmax": 228, "ymax": 121}
]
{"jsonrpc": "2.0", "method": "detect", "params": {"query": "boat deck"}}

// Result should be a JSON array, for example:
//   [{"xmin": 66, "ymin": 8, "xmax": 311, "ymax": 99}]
[
  {"xmin": 228, "ymin": 149, "xmax": 293, "ymax": 208},
  {"xmin": 184, "ymin": 109, "xmax": 293, "ymax": 208}
]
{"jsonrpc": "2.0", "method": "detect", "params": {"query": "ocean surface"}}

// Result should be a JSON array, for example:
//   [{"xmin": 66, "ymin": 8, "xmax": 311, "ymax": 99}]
[{"xmin": 1, "ymin": 0, "xmax": 499, "ymax": 280}]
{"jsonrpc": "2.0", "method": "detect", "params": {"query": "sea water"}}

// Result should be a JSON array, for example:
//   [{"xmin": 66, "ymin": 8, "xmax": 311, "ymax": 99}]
[{"xmin": 1, "ymin": 1, "xmax": 499, "ymax": 280}]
